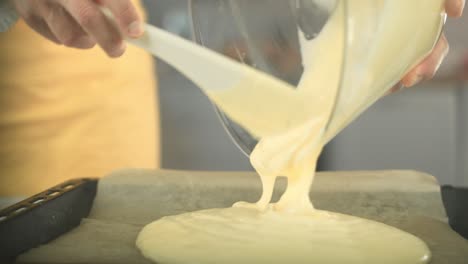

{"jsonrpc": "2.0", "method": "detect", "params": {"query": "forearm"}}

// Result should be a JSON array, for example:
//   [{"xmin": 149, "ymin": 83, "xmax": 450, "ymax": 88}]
[{"xmin": 0, "ymin": 0, "xmax": 18, "ymax": 32}]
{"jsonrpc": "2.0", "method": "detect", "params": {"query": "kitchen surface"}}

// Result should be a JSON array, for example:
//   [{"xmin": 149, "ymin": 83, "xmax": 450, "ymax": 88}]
[{"xmin": 11, "ymin": 169, "xmax": 468, "ymax": 264}]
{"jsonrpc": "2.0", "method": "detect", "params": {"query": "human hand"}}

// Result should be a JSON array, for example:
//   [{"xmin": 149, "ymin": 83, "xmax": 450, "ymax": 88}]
[
  {"xmin": 12, "ymin": 0, "xmax": 144, "ymax": 57},
  {"xmin": 397, "ymin": 0, "xmax": 465, "ymax": 89}
]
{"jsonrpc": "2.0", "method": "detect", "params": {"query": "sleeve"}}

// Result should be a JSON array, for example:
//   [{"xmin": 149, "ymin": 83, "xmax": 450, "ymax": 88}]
[{"xmin": 0, "ymin": 0, "xmax": 19, "ymax": 32}]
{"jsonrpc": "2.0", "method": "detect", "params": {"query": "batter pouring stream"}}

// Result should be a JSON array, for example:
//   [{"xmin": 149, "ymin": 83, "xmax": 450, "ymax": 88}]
[{"xmin": 136, "ymin": 0, "xmax": 445, "ymax": 263}]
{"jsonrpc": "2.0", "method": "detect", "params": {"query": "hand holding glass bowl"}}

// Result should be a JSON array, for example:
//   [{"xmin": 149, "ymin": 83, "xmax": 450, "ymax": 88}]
[
  {"xmin": 396, "ymin": 0, "xmax": 465, "ymax": 90},
  {"xmin": 190, "ymin": 0, "xmax": 461, "ymax": 155}
]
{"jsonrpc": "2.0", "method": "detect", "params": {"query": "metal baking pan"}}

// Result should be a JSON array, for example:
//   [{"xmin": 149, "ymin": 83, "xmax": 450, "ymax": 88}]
[{"xmin": 0, "ymin": 178, "xmax": 98, "ymax": 263}]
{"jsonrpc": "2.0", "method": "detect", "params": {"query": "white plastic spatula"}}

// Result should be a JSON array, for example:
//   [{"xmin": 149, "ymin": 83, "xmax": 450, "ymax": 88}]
[
  {"xmin": 128, "ymin": 24, "xmax": 313, "ymax": 138},
  {"xmin": 128, "ymin": 25, "xmax": 250, "ymax": 93}
]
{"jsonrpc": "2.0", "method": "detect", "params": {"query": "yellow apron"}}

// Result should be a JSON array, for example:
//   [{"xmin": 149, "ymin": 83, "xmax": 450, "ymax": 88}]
[{"xmin": 0, "ymin": 1, "xmax": 160, "ymax": 196}]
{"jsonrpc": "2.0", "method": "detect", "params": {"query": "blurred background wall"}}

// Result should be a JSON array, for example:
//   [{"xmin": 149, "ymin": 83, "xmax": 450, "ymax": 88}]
[{"xmin": 143, "ymin": 0, "xmax": 468, "ymax": 186}]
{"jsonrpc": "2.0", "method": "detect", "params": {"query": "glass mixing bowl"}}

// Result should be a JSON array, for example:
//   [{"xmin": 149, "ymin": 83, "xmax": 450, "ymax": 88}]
[
  {"xmin": 188, "ymin": 0, "xmax": 445, "ymax": 156},
  {"xmin": 189, "ymin": 0, "xmax": 343, "ymax": 156}
]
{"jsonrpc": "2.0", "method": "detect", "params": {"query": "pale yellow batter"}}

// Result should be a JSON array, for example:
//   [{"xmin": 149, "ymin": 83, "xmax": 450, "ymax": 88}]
[
  {"xmin": 137, "ymin": 0, "xmax": 445, "ymax": 263},
  {"xmin": 138, "ymin": 208, "xmax": 430, "ymax": 264}
]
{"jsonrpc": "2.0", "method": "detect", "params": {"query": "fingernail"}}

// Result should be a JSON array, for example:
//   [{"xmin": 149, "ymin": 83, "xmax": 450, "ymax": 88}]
[
  {"xmin": 108, "ymin": 41, "xmax": 127, "ymax": 58},
  {"xmin": 434, "ymin": 53, "xmax": 448, "ymax": 74},
  {"xmin": 76, "ymin": 36, "xmax": 95, "ymax": 49},
  {"xmin": 128, "ymin": 21, "xmax": 144, "ymax": 38},
  {"xmin": 404, "ymin": 74, "xmax": 424, "ymax": 87},
  {"xmin": 388, "ymin": 83, "xmax": 404, "ymax": 94}
]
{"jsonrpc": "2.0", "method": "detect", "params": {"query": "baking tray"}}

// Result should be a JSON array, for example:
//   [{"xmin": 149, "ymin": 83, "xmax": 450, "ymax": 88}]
[
  {"xmin": 3, "ymin": 169, "xmax": 468, "ymax": 263},
  {"xmin": 0, "ymin": 179, "xmax": 98, "ymax": 263}
]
